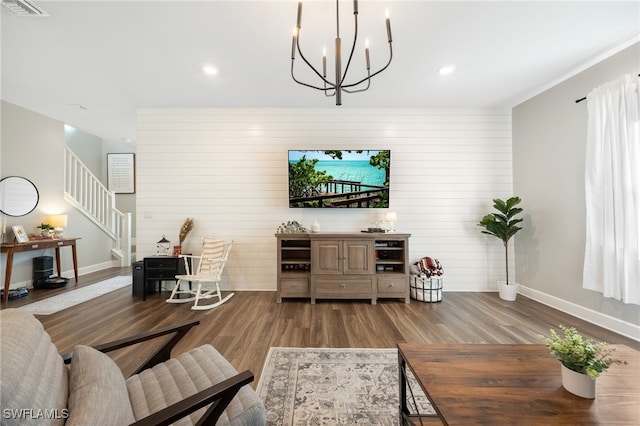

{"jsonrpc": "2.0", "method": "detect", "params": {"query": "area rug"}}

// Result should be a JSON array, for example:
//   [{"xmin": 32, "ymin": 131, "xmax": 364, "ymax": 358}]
[
  {"xmin": 18, "ymin": 275, "xmax": 131, "ymax": 315},
  {"xmin": 256, "ymin": 347, "xmax": 434, "ymax": 425}
]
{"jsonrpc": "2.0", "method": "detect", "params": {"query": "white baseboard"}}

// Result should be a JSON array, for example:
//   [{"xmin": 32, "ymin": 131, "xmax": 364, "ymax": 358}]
[
  {"xmin": 518, "ymin": 285, "xmax": 640, "ymax": 342},
  {"xmin": 8, "ymin": 261, "xmax": 118, "ymax": 290}
]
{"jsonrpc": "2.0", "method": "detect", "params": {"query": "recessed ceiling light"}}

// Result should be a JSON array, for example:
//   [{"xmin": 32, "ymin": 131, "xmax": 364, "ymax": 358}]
[
  {"xmin": 202, "ymin": 65, "xmax": 218, "ymax": 76},
  {"xmin": 438, "ymin": 65, "xmax": 456, "ymax": 76}
]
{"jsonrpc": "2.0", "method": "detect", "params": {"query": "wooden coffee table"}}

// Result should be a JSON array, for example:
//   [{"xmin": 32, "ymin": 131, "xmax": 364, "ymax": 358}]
[{"xmin": 398, "ymin": 343, "xmax": 639, "ymax": 425}]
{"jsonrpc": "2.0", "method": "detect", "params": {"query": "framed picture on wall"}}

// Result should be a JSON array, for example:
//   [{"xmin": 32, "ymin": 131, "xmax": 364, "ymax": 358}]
[
  {"xmin": 107, "ymin": 153, "xmax": 136, "ymax": 194},
  {"xmin": 12, "ymin": 225, "xmax": 28, "ymax": 243}
]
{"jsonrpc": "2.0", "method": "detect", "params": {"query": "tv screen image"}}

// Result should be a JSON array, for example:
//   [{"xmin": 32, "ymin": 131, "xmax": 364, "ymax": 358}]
[{"xmin": 288, "ymin": 150, "xmax": 390, "ymax": 208}]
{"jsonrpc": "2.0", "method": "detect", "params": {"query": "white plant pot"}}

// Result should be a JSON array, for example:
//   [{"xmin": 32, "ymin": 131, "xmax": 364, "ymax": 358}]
[
  {"xmin": 497, "ymin": 281, "xmax": 519, "ymax": 301},
  {"xmin": 561, "ymin": 364, "xmax": 596, "ymax": 399}
]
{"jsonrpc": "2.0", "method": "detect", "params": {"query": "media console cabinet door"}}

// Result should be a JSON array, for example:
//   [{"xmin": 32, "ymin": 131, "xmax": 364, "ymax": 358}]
[
  {"xmin": 312, "ymin": 240, "xmax": 342, "ymax": 274},
  {"xmin": 311, "ymin": 240, "xmax": 375, "ymax": 275},
  {"xmin": 343, "ymin": 241, "xmax": 375, "ymax": 274}
]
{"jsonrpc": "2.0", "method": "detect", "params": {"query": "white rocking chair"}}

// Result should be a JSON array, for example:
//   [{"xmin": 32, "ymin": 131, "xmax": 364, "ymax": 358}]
[{"xmin": 166, "ymin": 238, "xmax": 234, "ymax": 310}]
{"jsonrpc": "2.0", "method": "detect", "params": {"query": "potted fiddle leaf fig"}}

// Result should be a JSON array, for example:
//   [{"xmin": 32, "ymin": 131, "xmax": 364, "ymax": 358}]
[{"xmin": 478, "ymin": 196, "xmax": 523, "ymax": 301}]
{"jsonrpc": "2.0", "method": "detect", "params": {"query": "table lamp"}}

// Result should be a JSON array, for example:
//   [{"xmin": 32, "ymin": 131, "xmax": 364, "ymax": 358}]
[
  {"xmin": 48, "ymin": 214, "xmax": 68, "ymax": 239},
  {"xmin": 386, "ymin": 211, "xmax": 397, "ymax": 233}
]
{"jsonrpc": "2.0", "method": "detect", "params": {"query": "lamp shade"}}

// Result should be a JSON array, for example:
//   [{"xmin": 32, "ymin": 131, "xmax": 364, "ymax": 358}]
[
  {"xmin": 48, "ymin": 214, "xmax": 68, "ymax": 228},
  {"xmin": 386, "ymin": 212, "xmax": 397, "ymax": 222}
]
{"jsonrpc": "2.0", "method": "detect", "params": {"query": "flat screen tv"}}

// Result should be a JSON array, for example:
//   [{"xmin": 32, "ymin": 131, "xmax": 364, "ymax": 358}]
[{"xmin": 288, "ymin": 150, "xmax": 390, "ymax": 208}]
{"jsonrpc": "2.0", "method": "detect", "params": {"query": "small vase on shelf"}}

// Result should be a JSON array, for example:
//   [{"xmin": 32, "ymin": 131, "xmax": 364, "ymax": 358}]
[{"xmin": 311, "ymin": 220, "xmax": 320, "ymax": 233}]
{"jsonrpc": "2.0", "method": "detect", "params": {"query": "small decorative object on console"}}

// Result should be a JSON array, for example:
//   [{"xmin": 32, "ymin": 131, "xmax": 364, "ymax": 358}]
[
  {"xmin": 179, "ymin": 218, "xmax": 194, "ymax": 245},
  {"xmin": 276, "ymin": 221, "xmax": 308, "ymax": 234},
  {"xmin": 175, "ymin": 217, "xmax": 194, "ymax": 256},
  {"xmin": 156, "ymin": 235, "xmax": 171, "ymax": 256},
  {"xmin": 12, "ymin": 225, "xmax": 29, "ymax": 243},
  {"xmin": 36, "ymin": 223, "xmax": 54, "ymax": 238}
]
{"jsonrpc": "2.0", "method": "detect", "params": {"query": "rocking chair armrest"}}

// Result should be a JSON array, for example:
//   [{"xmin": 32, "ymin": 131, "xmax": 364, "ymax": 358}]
[
  {"xmin": 63, "ymin": 320, "xmax": 200, "ymax": 366},
  {"xmin": 129, "ymin": 370, "xmax": 254, "ymax": 426},
  {"xmin": 177, "ymin": 254, "xmax": 198, "ymax": 274}
]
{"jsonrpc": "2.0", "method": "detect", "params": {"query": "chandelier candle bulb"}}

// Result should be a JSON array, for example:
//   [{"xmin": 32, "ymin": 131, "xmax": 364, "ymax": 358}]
[
  {"xmin": 335, "ymin": 37, "xmax": 342, "ymax": 105},
  {"xmin": 385, "ymin": 9, "xmax": 392, "ymax": 43},
  {"xmin": 291, "ymin": 29, "xmax": 297, "ymax": 59},
  {"xmin": 322, "ymin": 48, "xmax": 327, "ymax": 77},
  {"xmin": 365, "ymin": 40, "xmax": 370, "ymax": 70}
]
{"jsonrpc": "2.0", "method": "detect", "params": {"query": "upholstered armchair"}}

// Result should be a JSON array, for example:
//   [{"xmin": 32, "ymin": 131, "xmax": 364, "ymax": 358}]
[{"xmin": 0, "ymin": 309, "xmax": 266, "ymax": 425}]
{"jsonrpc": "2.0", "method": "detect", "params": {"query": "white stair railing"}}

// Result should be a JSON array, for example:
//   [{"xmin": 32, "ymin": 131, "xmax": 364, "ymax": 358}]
[{"xmin": 64, "ymin": 146, "xmax": 132, "ymax": 266}]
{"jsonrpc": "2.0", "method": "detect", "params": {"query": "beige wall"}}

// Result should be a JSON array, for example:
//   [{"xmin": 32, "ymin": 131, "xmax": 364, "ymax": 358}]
[
  {"xmin": 512, "ymin": 44, "xmax": 640, "ymax": 337},
  {"xmin": 1, "ymin": 101, "xmax": 115, "ymax": 287}
]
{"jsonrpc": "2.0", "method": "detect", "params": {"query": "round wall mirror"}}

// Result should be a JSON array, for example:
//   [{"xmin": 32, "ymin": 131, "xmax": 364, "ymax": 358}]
[{"xmin": 0, "ymin": 176, "xmax": 39, "ymax": 217}]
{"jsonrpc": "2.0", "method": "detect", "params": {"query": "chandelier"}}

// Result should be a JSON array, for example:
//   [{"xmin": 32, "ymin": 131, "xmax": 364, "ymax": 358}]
[{"xmin": 291, "ymin": 0, "xmax": 393, "ymax": 106}]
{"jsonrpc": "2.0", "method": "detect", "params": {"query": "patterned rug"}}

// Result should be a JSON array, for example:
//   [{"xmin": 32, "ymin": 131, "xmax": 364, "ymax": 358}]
[
  {"xmin": 17, "ymin": 275, "xmax": 131, "ymax": 315},
  {"xmin": 256, "ymin": 347, "xmax": 434, "ymax": 425}
]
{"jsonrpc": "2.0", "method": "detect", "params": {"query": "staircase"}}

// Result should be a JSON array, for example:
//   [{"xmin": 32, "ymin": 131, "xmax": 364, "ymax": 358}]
[{"xmin": 63, "ymin": 146, "xmax": 132, "ymax": 266}]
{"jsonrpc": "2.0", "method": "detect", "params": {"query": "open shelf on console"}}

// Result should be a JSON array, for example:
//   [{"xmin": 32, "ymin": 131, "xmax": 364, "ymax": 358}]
[{"xmin": 279, "ymin": 238, "xmax": 311, "ymax": 274}]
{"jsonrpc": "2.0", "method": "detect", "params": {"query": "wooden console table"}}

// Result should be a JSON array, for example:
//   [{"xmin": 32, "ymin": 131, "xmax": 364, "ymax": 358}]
[
  {"xmin": 398, "ymin": 343, "xmax": 640, "ymax": 425},
  {"xmin": 276, "ymin": 232, "xmax": 411, "ymax": 304},
  {"xmin": 1, "ymin": 238, "xmax": 80, "ymax": 303}
]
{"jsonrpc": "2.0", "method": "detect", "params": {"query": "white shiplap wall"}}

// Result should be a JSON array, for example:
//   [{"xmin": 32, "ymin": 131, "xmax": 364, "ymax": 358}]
[{"xmin": 136, "ymin": 108, "xmax": 512, "ymax": 291}]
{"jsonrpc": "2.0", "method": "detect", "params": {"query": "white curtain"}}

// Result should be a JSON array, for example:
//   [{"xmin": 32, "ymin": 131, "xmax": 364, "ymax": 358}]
[{"xmin": 583, "ymin": 74, "xmax": 640, "ymax": 305}]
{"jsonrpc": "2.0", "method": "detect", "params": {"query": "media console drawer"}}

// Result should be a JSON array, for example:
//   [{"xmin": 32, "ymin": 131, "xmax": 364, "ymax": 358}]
[
  {"xmin": 280, "ymin": 277, "xmax": 310, "ymax": 296},
  {"xmin": 315, "ymin": 278, "xmax": 373, "ymax": 294},
  {"xmin": 377, "ymin": 275, "xmax": 409, "ymax": 294}
]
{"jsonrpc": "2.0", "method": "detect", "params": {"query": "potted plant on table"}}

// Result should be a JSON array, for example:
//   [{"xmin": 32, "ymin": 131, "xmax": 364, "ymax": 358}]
[
  {"xmin": 36, "ymin": 223, "xmax": 54, "ymax": 238},
  {"xmin": 477, "ymin": 196, "xmax": 523, "ymax": 301},
  {"xmin": 539, "ymin": 325, "xmax": 627, "ymax": 398}
]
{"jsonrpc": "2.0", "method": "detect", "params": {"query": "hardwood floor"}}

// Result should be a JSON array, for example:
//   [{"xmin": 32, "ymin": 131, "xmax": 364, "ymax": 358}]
[{"xmin": 3, "ymin": 267, "xmax": 639, "ymax": 387}]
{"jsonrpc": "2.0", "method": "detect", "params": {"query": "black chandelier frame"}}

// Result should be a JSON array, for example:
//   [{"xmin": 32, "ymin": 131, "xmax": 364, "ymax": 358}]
[{"xmin": 290, "ymin": 0, "xmax": 393, "ymax": 106}]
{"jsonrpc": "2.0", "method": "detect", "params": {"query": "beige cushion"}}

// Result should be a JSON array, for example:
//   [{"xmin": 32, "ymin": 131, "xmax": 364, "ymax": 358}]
[
  {"xmin": 126, "ymin": 344, "xmax": 266, "ymax": 426},
  {"xmin": 0, "ymin": 309, "xmax": 68, "ymax": 426},
  {"xmin": 66, "ymin": 345, "xmax": 135, "ymax": 426}
]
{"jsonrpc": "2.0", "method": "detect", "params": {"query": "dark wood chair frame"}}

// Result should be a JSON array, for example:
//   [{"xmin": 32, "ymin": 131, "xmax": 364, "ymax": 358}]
[{"xmin": 62, "ymin": 320, "xmax": 254, "ymax": 426}]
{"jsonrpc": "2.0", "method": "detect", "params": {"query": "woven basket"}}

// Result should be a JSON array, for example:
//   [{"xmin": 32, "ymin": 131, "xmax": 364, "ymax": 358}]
[{"xmin": 410, "ymin": 275, "xmax": 443, "ymax": 302}]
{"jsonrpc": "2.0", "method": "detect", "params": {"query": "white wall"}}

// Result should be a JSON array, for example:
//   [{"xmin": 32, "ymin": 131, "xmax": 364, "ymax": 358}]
[
  {"xmin": 136, "ymin": 108, "xmax": 512, "ymax": 291},
  {"xmin": 66, "ymin": 126, "xmax": 137, "ymax": 238},
  {"xmin": 513, "ymin": 43, "xmax": 640, "ymax": 337},
  {"xmin": 64, "ymin": 126, "xmax": 103, "ymax": 176},
  {"xmin": 102, "ymin": 140, "xmax": 137, "ymax": 238}
]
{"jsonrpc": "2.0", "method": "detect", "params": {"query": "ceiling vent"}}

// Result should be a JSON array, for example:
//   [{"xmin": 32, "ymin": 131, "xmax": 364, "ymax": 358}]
[{"xmin": 1, "ymin": 0, "xmax": 49, "ymax": 16}]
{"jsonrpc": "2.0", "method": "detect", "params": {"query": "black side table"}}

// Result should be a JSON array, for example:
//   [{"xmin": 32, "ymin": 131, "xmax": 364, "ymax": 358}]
[{"xmin": 141, "ymin": 256, "xmax": 190, "ymax": 301}]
